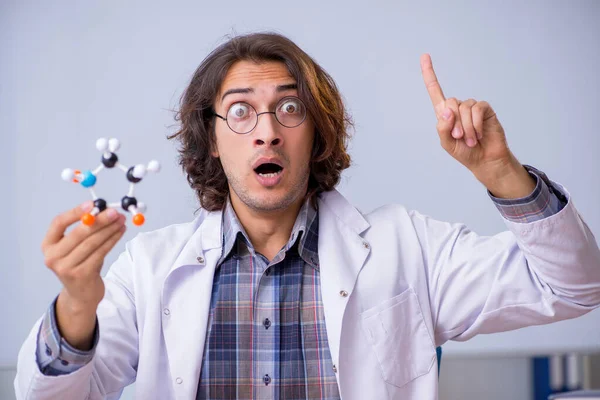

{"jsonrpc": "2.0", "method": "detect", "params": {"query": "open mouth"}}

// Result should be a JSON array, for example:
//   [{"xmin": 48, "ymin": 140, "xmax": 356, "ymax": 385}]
[{"xmin": 254, "ymin": 163, "xmax": 283, "ymax": 178}]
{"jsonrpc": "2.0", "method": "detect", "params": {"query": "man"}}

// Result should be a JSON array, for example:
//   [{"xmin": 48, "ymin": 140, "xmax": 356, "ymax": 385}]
[{"xmin": 15, "ymin": 32, "xmax": 600, "ymax": 400}]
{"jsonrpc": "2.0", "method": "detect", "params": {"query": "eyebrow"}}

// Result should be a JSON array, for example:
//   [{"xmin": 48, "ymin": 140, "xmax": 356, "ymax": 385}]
[{"xmin": 220, "ymin": 83, "xmax": 298, "ymax": 104}]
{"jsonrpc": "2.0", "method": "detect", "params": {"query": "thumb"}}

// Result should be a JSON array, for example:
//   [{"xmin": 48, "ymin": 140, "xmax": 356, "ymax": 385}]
[{"xmin": 436, "ymin": 106, "xmax": 456, "ymax": 147}]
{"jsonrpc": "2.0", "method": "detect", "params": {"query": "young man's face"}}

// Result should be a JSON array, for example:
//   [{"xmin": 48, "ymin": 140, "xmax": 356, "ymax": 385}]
[{"xmin": 212, "ymin": 60, "xmax": 315, "ymax": 213}]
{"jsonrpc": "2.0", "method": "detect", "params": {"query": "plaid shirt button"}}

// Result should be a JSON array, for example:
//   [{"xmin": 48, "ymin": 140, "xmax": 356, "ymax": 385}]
[
  {"xmin": 263, "ymin": 318, "xmax": 271, "ymax": 329},
  {"xmin": 332, "ymin": 365, "xmax": 338, "ymax": 373},
  {"xmin": 263, "ymin": 374, "xmax": 271, "ymax": 385}
]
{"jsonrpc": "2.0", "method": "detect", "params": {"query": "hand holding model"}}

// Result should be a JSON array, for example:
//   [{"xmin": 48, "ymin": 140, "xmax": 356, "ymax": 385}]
[{"xmin": 41, "ymin": 138, "xmax": 160, "ymax": 350}]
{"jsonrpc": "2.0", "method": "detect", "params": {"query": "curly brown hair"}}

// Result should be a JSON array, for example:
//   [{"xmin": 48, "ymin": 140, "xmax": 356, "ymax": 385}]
[{"xmin": 168, "ymin": 32, "xmax": 353, "ymax": 211}]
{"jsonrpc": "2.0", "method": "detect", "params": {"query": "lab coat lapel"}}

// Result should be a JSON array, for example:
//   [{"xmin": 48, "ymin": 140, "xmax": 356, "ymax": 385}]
[
  {"xmin": 161, "ymin": 209, "xmax": 223, "ymax": 399},
  {"xmin": 317, "ymin": 190, "xmax": 371, "ymax": 372}
]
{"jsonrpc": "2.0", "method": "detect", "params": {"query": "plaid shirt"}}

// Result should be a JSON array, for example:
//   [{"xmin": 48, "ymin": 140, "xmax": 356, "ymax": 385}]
[
  {"xmin": 196, "ymin": 196, "xmax": 339, "ymax": 399},
  {"xmin": 36, "ymin": 165, "xmax": 567, "ymax": 398}
]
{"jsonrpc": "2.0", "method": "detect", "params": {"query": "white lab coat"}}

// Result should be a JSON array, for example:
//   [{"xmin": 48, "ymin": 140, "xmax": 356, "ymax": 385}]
[{"xmin": 15, "ymin": 186, "xmax": 600, "ymax": 400}]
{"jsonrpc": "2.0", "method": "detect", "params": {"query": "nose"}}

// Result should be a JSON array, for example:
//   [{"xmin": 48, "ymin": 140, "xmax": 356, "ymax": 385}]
[{"xmin": 253, "ymin": 112, "xmax": 283, "ymax": 148}]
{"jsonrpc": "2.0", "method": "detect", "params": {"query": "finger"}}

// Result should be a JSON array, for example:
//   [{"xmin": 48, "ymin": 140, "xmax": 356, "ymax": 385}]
[
  {"xmin": 445, "ymin": 98, "xmax": 464, "ymax": 140},
  {"xmin": 472, "ymin": 101, "xmax": 493, "ymax": 141},
  {"xmin": 420, "ymin": 54, "xmax": 446, "ymax": 116},
  {"xmin": 78, "ymin": 225, "xmax": 127, "ymax": 275},
  {"xmin": 42, "ymin": 201, "xmax": 94, "ymax": 250},
  {"xmin": 59, "ymin": 214, "xmax": 126, "ymax": 268},
  {"xmin": 47, "ymin": 208, "xmax": 124, "ymax": 261},
  {"xmin": 436, "ymin": 105, "xmax": 456, "ymax": 150},
  {"xmin": 459, "ymin": 99, "xmax": 478, "ymax": 147}
]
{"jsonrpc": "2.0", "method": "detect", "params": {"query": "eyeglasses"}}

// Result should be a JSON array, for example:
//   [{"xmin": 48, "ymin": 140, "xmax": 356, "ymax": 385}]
[{"xmin": 213, "ymin": 96, "xmax": 307, "ymax": 134}]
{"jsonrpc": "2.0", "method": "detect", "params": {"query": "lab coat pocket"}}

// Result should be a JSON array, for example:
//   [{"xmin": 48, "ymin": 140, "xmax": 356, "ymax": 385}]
[{"xmin": 360, "ymin": 287, "xmax": 436, "ymax": 388}]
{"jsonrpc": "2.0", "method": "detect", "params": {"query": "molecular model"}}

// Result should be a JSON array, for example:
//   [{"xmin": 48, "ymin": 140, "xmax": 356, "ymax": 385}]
[{"xmin": 61, "ymin": 138, "xmax": 160, "ymax": 227}]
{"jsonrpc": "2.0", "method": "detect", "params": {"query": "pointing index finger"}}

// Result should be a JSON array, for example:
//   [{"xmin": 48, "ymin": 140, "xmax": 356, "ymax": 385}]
[{"xmin": 420, "ymin": 54, "xmax": 446, "ymax": 115}]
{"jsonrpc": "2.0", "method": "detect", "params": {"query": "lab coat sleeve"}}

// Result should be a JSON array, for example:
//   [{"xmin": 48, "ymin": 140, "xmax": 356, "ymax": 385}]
[
  {"xmin": 15, "ymin": 245, "xmax": 139, "ymax": 400},
  {"xmin": 409, "ymin": 181, "xmax": 600, "ymax": 346},
  {"xmin": 33, "ymin": 296, "xmax": 99, "ymax": 376},
  {"xmin": 488, "ymin": 165, "xmax": 567, "ymax": 223}
]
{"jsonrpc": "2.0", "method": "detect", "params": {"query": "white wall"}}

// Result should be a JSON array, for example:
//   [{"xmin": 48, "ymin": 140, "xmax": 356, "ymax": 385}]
[
  {"xmin": 2, "ymin": 0, "xmax": 599, "ymax": 398},
  {"xmin": 0, "ymin": 1, "xmax": 22, "ymax": 375}
]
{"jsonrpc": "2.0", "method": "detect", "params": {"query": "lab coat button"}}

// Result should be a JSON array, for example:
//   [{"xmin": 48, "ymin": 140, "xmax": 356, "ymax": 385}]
[
  {"xmin": 176, "ymin": 377, "xmax": 183, "ymax": 384},
  {"xmin": 362, "ymin": 241, "xmax": 370, "ymax": 249},
  {"xmin": 339, "ymin": 290, "xmax": 348, "ymax": 297},
  {"xmin": 197, "ymin": 256, "xmax": 204, "ymax": 264},
  {"xmin": 163, "ymin": 308, "xmax": 170, "ymax": 316}
]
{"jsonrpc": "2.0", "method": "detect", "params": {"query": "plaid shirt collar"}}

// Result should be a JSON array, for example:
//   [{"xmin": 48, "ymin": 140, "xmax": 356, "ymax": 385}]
[{"xmin": 219, "ymin": 196, "xmax": 319, "ymax": 269}]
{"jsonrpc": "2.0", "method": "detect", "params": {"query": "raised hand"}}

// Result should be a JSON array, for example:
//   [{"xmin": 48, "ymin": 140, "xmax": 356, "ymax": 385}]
[{"xmin": 420, "ymin": 54, "xmax": 535, "ymax": 198}]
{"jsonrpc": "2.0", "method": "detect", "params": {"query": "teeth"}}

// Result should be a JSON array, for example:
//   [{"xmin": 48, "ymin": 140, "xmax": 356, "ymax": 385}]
[{"xmin": 258, "ymin": 171, "xmax": 280, "ymax": 178}]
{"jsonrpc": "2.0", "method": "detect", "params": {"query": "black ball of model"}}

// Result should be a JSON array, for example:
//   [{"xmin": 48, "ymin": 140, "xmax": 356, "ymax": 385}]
[
  {"xmin": 94, "ymin": 198, "xmax": 107, "ymax": 212},
  {"xmin": 121, "ymin": 196, "xmax": 138, "ymax": 212},
  {"xmin": 126, "ymin": 166, "xmax": 142, "ymax": 183},
  {"xmin": 101, "ymin": 153, "xmax": 118, "ymax": 168}
]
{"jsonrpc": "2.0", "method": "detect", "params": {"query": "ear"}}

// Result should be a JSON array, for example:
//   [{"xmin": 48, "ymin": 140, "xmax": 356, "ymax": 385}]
[{"xmin": 211, "ymin": 149, "xmax": 219, "ymax": 158}]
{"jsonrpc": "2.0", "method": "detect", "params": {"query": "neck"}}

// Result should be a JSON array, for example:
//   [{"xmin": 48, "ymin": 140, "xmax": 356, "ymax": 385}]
[{"xmin": 229, "ymin": 193, "xmax": 306, "ymax": 261}]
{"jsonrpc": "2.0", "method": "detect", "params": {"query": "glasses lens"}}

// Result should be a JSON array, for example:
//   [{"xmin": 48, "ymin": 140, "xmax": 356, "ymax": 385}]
[
  {"xmin": 227, "ymin": 102, "xmax": 257, "ymax": 134},
  {"xmin": 276, "ymin": 97, "xmax": 306, "ymax": 128}
]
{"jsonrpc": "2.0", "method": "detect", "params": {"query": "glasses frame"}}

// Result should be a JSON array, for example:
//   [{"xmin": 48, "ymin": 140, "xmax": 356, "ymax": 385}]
[{"xmin": 213, "ymin": 96, "xmax": 307, "ymax": 135}]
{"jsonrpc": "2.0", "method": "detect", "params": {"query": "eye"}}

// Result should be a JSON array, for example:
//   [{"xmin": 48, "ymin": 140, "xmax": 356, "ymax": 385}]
[
  {"xmin": 228, "ymin": 103, "xmax": 252, "ymax": 120},
  {"xmin": 279, "ymin": 99, "xmax": 302, "ymax": 115}
]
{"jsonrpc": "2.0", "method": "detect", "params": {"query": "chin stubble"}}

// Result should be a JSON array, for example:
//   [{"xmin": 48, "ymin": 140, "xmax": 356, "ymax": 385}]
[{"xmin": 227, "ymin": 167, "xmax": 309, "ymax": 212}]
